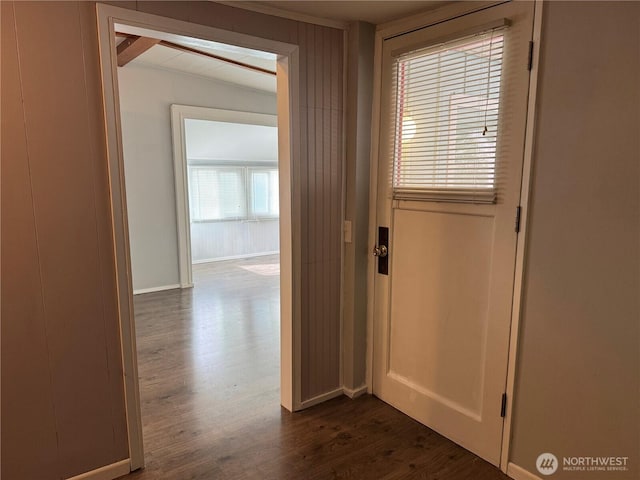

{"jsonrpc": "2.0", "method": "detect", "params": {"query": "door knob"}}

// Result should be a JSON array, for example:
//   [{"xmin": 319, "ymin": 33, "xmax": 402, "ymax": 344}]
[
  {"xmin": 375, "ymin": 226, "xmax": 389, "ymax": 275},
  {"xmin": 373, "ymin": 245, "xmax": 388, "ymax": 258}
]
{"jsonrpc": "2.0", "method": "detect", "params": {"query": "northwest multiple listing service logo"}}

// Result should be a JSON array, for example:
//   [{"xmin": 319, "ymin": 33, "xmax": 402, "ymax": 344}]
[
  {"xmin": 536, "ymin": 453, "xmax": 630, "ymax": 476},
  {"xmin": 537, "ymin": 453, "xmax": 559, "ymax": 475}
]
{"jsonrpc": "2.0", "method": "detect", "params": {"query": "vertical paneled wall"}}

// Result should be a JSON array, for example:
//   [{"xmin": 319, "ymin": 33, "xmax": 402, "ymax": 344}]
[
  {"xmin": 130, "ymin": 1, "xmax": 345, "ymax": 402},
  {"xmin": 1, "ymin": 2, "xmax": 129, "ymax": 479},
  {"xmin": 295, "ymin": 22, "xmax": 344, "ymax": 400},
  {"xmin": 1, "ymin": 3, "xmax": 61, "ymax": 477},
  {"xmin": 1, "ymin": 1, "xmax": 344, "ymax": 478}
]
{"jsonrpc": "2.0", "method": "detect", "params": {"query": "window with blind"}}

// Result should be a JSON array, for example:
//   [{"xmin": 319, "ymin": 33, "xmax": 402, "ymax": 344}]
[
  {"xmin": 188, "ymin": 165, "xmax": 279, "ymax": 222},
  {"xmin": 250, "ymin": 168, "xmax": 279, "ymax": 218},
  {"xmin": 393, "ymin": 28, "xmax": 506, "ymax": 203}
]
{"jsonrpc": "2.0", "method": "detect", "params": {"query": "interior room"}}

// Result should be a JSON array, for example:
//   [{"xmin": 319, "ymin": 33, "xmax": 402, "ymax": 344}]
[
  {"xmin": 2, "ymin": 2, "xmax": 638, "ymax": 480},
  {"xmin": 114, "ymin": 27, "xmax": 284, "ymax": 476}
]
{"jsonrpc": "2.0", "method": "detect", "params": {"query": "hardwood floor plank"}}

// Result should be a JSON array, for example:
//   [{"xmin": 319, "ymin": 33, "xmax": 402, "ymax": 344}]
[{"xmin": 123, "ymin": 255, "xmax": 508, "ymax": 480}]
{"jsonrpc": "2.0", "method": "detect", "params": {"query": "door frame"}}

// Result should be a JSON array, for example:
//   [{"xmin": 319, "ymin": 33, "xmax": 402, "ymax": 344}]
[
  {"xmin": 365, "ymin": 0, "xmax": 544, "ymax": 473},
  {"xmin": 170, "ymin": 105, "xmax": 279, "ymax": 287},
  {"xmin": 96, "ymin": 4, "xmax": 302, "ymax": 471}
]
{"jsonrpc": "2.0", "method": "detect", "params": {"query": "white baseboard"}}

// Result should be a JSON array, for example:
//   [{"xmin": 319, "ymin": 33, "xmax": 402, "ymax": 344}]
[
  {"xmin": 299, "ymin": 387, "xmax": 344, "ymax": 409},
  {"xmin": 507, "ymin": 463, "xmax": 542, "ymax": 480},
  {"xmin": 343, "ymin": 384, "xmax": 368, "ymax": 399},
  {"xmin": 193, "ymin": 251, "xmax": 279, "ymax": 264},
  {"xmin": 66, "ymin": 459, "xmax": 130, "ymax": 480},
  {"xmin": 133, "ymin": 284, "xmax": 181, "ymax": 295}
]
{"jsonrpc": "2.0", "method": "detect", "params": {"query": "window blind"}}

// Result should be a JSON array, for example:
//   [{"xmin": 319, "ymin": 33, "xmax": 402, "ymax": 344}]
[
  {"xmin": 188, "ymin": 165, "xmax": 279, "ymax": 221},
  {"xmin": 189, "ymin": 166, "xmax": 246, "ymax": 221},
  {"xmin": 250, "ymin": 169, "xmax": 279, "ymax": 217},
  {"xmin": 393, "ymin": 28, "xmax": 506, "ymax": 203}
]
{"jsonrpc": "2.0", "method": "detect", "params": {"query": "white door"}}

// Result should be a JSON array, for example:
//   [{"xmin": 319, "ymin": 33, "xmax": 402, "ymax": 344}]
[{"xmin": 372, "ymin": 2, "xmax": 534, "ymax": 466}]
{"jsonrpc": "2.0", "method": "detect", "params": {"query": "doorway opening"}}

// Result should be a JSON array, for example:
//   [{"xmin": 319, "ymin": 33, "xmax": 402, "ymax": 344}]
[
  {"xmin": 97, "ymin": 5, "xmax": 301, "ymax": 472},
  {"xmin": 170, "ymin": 105, "xmax": 280, "ymax": 288}
]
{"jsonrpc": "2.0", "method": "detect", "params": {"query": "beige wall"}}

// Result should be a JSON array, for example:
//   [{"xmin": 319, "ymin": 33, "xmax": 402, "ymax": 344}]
[
  {"xmin": 510, "ymin": 2, "xmax": 640, "ymax": 479},
  {"xmin": 1, "ymin": 1, "xmax": 343, "ymax": 478},
  {"xmin": 343, "ymin": 21, "xmax": 375, "ymax": 392},
  {"xmin": 6, "ymin": 1, "xmax": 637, "ymax": 479},
  {"xmin": 1, "ymin": 2, "xmax": 129, "ymax": 478}
]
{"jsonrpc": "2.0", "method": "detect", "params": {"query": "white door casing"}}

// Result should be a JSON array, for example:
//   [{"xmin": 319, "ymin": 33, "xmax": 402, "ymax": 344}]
[
  {"xmin": 372, "ymin": 1, "xmax": 534, "ymax": 466},
  {"xmin": 96, "ymin": 4, "xmax": 302, "ymax": 471},
  {"xmin": 170, "ymin": 105, "xmax": 279, "ymax": 288}
]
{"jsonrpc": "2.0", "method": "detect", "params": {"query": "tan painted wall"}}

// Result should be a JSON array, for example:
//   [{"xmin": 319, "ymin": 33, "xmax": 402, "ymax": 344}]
[
  {"xmin": 509, "ymin": 2, "xmax": 640, "ymax": 479},
  {"xmin": 1, "ymin": 1, "xmax": 343, "ymax": 478},
  {"xmin": 343, "ymin": 21, "xmax": 375, "ymax": 392},
  {"xmin": 1, "ymin": 2, "xmax": 129, "ymax": 478}
]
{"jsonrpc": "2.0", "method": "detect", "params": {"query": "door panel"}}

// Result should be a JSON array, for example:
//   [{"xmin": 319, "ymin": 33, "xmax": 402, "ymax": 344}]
[
  {"xmin": 389, "ymin": 207, "xmax": 494, "ymax": 418},
  {"xmin": 373, "ymin": 2, "xmax": 534, "ymax": 466}
]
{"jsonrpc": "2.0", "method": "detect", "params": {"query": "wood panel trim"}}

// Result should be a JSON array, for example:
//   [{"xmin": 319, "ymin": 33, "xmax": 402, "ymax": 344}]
[
  {"xmin": 506, "ymin": 463, "xmax": 543, "ymax": 480},
  {"xmin": 132, "ymin": 284, "xmax": 181, "ymax": 296},
  {"xmin": 299, "ymin": 387, "xmax": 344, "ymax": 409},
  {"xmin": 65, "ymin": 459, "xmax": 130, "ymax": 480},
  {"xmin": 343, "ymin": 384, "xmax": 367, "ymax": 399}
]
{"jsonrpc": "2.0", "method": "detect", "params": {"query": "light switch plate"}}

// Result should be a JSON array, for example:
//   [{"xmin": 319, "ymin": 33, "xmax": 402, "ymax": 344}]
[{"xmin": 344, "ymin": 220, "xmax": 352, "ymax": 243}]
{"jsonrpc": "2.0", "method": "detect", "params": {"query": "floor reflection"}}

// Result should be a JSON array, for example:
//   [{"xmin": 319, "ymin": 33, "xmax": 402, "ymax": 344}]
[
  {"xmin": 132, "ymin": 254, "xmax": 280, "ymax": 477},
  {"xmin": 127, "ymin": 254, "xmax": 509, "ymax": 480}
]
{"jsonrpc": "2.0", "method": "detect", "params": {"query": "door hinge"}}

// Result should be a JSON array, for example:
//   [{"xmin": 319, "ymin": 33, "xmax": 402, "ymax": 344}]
[
  {"xmin": 500, "ymin": 393, "xmax": 507, "ymax": 417},
  {"xmin": 527, "ymin": 41, "xmax": 534, "ymax": 71},
  {"xmin": 515, "ymin": 206, "xmax": 522, "ymax": 233}
]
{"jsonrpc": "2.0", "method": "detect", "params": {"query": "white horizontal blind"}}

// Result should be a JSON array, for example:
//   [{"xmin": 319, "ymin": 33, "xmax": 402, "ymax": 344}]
[
  {"xmin": 249, "ymin": 168, "xmax": 279, "ymax": 218},
  {"xmin": 188, "ymin": 165, "xmax": 280, "ymax": 221},
  {"xmin": 189, "ymin": 166, "xmax": 246, "ymax": 221},
  {"xmin": 393, "ymin": 28, "xmax": 506, "ymax": 203}
]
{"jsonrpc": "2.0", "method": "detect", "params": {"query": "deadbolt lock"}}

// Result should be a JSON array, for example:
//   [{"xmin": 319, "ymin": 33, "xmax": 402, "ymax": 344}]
[{"xmin": 372, "ymin": 245, "xmax": 388, "ymax": 258}]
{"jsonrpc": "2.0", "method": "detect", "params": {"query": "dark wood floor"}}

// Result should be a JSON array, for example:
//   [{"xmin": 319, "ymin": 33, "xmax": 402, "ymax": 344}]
[{"xmin": 124, "ymin": 255, "xmax": 509, "ymax": 480}]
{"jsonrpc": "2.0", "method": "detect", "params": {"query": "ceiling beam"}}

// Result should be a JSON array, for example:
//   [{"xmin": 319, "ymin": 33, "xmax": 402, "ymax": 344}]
[
  {"xmin": 115, "ymin": 32, "xmax": 276, "ymax": 76},
  {"xmin": 157, "ymin": 40, "xmax": 276, "ymax": 76},
  {"xmin": 117, "ymin": 35, "xmax": 160, "ymax": 67}
]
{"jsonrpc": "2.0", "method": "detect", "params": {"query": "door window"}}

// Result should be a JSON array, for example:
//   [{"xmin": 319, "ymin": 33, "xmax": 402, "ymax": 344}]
[{"xmin": 392, "ymin": 28, "xmax": 506, "ymax": 203}]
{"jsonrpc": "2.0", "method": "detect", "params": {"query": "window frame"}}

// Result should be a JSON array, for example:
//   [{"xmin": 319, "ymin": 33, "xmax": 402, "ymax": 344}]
[
  {"xmin": 187, "ymin": 161, "xmax": 279, "ymax": 223},
  {"xmin": 390, "ymin": 24, "xmax": 508, "ymax": 204},
  {"xmin": 248, "ymin": 166, "xmax": 280, "ymax": 219}
]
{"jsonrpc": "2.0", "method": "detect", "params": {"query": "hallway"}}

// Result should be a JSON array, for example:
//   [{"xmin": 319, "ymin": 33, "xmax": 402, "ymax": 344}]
[{"xmin": 126, "ymin": 255, "xmax": 507, "ymax": 479}]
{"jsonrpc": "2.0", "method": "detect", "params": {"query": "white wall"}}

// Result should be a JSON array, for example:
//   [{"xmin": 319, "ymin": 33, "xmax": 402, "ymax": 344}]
[
  {"xmin": 191, "ymin": 220, "xmax": 279, "ymax": 263},
  {"xmin": 185, "ymin": 118, "xmax": 280, "ymax": 262},
  {"xmin": 118, "ymin": 64, "xmax": 277, "ymax": 291},
  {"xmin": 185, "ymin": 118, "xmax": 278, "ymax": 161}
]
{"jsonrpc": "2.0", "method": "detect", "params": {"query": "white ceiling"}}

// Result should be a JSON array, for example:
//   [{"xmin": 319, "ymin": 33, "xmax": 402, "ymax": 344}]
[
  {"xmin": 115, "ymin": 2, "xmax": 448, "ymax": 92},
  {"xmin": 185, "ymin": 119, "xmax": 278, "ymax": 161},
  {"xmin": 251, "ymin": 1, "xmax": 448, "ymax": 25},
  {"xmin": 115, "ymin": 24, "xmax": 277, "ymax": 93}
]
